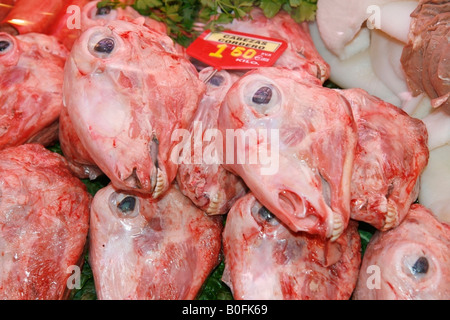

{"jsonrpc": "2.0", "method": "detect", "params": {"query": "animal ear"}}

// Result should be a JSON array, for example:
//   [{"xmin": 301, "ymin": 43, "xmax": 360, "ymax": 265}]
[{"xmin": 132, "ymin": 17, "xmax": 146, "ymax": 26}]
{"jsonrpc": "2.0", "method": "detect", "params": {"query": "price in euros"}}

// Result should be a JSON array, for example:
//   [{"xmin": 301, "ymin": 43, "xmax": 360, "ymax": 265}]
[{"xmin": 209, "ymin": 44, "xmax": 257, "ymax": 60}]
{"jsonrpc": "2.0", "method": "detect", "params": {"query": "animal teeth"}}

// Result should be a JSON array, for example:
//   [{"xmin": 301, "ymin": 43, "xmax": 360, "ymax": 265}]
[
  {"xmin": 382, "ymin": 200, "xmax": 398, "ymax": 231},
  {"xmin": 330, "ymin": 214, "xmax": 344, "ymax": 242},
  {"xmin": 152, "ymin": 169, "xmax": 165, "ymax": 199},
  {"xmin": 206, "ymin": 193, "xmax": 222, "ymax": 215}
]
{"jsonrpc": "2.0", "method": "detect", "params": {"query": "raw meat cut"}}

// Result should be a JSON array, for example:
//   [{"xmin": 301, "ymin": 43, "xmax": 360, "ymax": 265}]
[
  {"xmin": 0, "ymin": 0, "xmax": 13, "ymax": 22},
  {"xmin": 0, "ymin": 144, "xmax": 91, "ymax": 300},
  {"xmin": 63, "ymin": 19, "xmax": 205, "ymax": 197},
  {"xmin": 353, "ymin": 204, "xmax": 450, "ymax": 300},
  {"xmin": 47, "ymin": 0, "xmax": 91, "ymax": 50},
  {"xmin": 0, "ymin": 31, "xmax": 68, "ymax": 150},
  {"xmin": 222, "ymin": 193, "xmax": 361, "ymax": 300},
  {"xmin": 339, "ymin": 88, "xmax": 429, "ymax": 230},
  {"xmin": 81, "ymin": 1, "xmax": 167, "ymax": 35},
  {"xmin": 0, "ymin": 0, "xmax": 68, "ymax": 35},
  {"xmin": 218, "ymin": 67, "xmax": 357, "ymax": 240},
  {"xmin": 58, "ymin": 106, "xmax": 102, "ymax": 180},
  {"xmin": 401, "ymin": 0, "xmax": 450, "ymax": 109},
  {"xmin": 176, "ymin": 67, "xmax": 247, "ymax": 215},
  {"xmin": 89, "ymin": 184, "xmax": 223, "ymax": 300}
]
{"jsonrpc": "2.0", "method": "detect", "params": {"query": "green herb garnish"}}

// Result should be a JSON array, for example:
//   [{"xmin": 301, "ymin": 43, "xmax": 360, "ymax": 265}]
[{"xmin": 127, "ymin": 0, "xmax": 318, "ymax": 46}]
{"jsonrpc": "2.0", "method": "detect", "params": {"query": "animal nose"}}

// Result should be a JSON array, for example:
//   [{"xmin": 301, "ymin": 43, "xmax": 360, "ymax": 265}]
[
  {"xmin": 277, "ymin": 190, "xmax": 320, "ymax": 232},
  {"xmin": 278, "ymin": 190, "xmax": 305, "ymax": 218},
  {"xmin": 123, "ymin": 168, "xmax": 142, "ymax": 189}
]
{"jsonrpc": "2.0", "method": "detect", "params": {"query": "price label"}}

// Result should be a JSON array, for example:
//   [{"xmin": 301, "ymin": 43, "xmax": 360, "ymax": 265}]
[{"xmin": 187, "ymin": 30, "xmax": 288, "ymax": 70}]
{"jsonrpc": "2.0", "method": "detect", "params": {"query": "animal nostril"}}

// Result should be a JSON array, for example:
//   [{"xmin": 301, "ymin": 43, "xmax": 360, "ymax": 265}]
[
  {"xmin": 278, "ymin": 190, "xmax": 304, "ymax": 218},
  {"xmin": 124, "ymin": 168, "xmax": 141, "ymax": 189}
]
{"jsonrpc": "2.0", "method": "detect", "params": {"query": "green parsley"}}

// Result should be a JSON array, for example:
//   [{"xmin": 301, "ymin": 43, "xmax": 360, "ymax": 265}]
[{"xmin": 98, "ymin": 0, "xmax": 318, "ymax": 46}]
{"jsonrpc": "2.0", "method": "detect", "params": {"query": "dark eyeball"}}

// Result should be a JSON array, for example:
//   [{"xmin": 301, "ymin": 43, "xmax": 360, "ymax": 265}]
[
  {"xmin": 252, "ymin": 86, "xmax": 273, "ymax": 105},
  {"xmin": 0, "ymin": 40, "xmax": 11, "ymax": 54},
  {"xmin": 90, "ymin": 3, "xmax": 117, "ymax": 21},
  {"xmin": 209, "ymin": 74, "xmax": 225, "ymax": 87},
  {"xmin": 94, "ymin": 38, "xmax": 115, "ymax": 54},
  {"xmin": 109, "ymin": 192, "xmax": 140, "ymax": 218},
  {"xmin": 244, "ymin": 78, "xmax": 281, "ymax": 115},
  {"xmin": 88, "ymin": 30, "xmax": 118, "ymax": 59},
  {"xmin": 96, "ymin": 6, "xmax": 112, "ymax": 16},
  {"xmin": 251, "ymin": 201, "xmax": 279, "ymax": 226},
  {"xmin": 411, "ymin": 256, "xmax": 429, "ymax": 275},
  {"xmin": 117, "ymin": 196, "xmax": 136, "ymax": 213}
]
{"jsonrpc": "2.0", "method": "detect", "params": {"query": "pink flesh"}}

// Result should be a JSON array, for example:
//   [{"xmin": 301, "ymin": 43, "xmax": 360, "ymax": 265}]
[
  {"xmin": 176, "ymin": 68, "xmax": 247, "ymax": 215},
  {"xmin": 78, "ymin": 1, "xmax": 186, "ymax": 56},
  {"xmin": 340, "ymin": 88, "xmax": 429, "ymax": 230},
  {"xmin": 58, "ymin": 107, "xmax": 103, "ymax": 180},
  {"xmin": 0, "ymin": 0, "xmax": 67, "ymax": 34},
  {"xmin": 218, "ymin": 67, "xmax": 357, "ymax": 239},
  {"xmin": 0, "ymin": 144, "xmax": 90, "ymax": 300},
  {"xmin": 222, "ymin": 193, "xmax": 361, "ymax": 300},
  {"xmin": 222, "ymin": 8, "xmax": 330, "ymax": 83},
  {"xmin": 80, "ymin": 1, "xmax": 168, "ymax": 34},
  {"xmin": 89, "ymin": 184, "xmax": 223, "ymax": 300},
  {"xmin": 64, "ymin": 19, "xmax": 205, "ymax": 195},
  {"xmin": 353, "ymin": 204, "xmax": 450, "ymax": 300},
  {"xmin": 0, "ymin": 32, "xmax": 68, "ymax": 150},
  {"xmin": 47, "ymin": 0, "xmax": 91, "ymax": 50},
  {"xmin": 0, "ymin": 0, "xmax": 13, "ymax": 22}
]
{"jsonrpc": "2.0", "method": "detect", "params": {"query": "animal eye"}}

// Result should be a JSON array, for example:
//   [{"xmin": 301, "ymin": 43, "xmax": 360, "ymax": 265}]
[
  {"xmin": 88, "ymin": 30, "xmax": 117, "ymax": 59},
  {"xmin": 0, "ymin": 40, "xmax": 11, "ymax": 54},
  {"xmin": 109, "ymin": 192, "xmax": 140, "ymax": 218},
  {"xmin": 94, "ymin": 38, "xmax": 115, "ymax": 54},
  {"xmin": 244, "ymin": 79, "xmax": 281, "ymax": 115},
  {"xmin": 90, "ymin": 4, "xmax": 117, "ymax": 21},
  {"xmin": 252, "ymin": 86, "xmax": 273, "ymax": 104},
  {"xmin": 96, "ymin": 6, "xmax": 112, "ymax": 16},
  {"xmin": 411, "ymin": 256, "xmax": 429, "ymax": 275},
  {"xmin": 117, "ymin": 196, "xmax": 136, "ymax": 213},
  {"xmin": 209, "ymin": 74, "xmax": 225, "ymax": 87},
  {"xmin": 251, "ymin": 201, "xmax": 279, "ymax": 226}
]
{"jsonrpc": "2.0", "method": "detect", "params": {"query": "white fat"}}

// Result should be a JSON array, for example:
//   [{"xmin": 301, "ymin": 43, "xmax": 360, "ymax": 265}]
[
  {"xmin": 310, "ymin": 22, "xmax": 401, "ymax": 106},
  {"xmin": 419, "ymin": 145, "xmax": 450, "ymax": 224},
  {"xmin": 316, "ymin": 0, "xmax": 407, "ymax": 56},
  {"xmin": 316, "ymin": 0, "xmax": 369, "ymax": 56},
  {"xmin": 401, "ymin": 94, "xmax": 432, "ymax": 119},
  {"xmin": 418, "ymin": 109, "xmax": 450, "ymax": 224},
  {"xmin": 378, "ymin": 1, "xmax": 418, "ymax": 43},
  {"xmin": 369, "ymin": 29, "xmax": 409, "ymax": 99},
  {"xmin": 422, "ymin": 108, "xmax": 450, "ymax": 151},
  {"xmin": 311, "ymin": 0, "xmax": 432, "ymax": 118},
  {"xmin": 339, "ymin": 28, "xmax": 371, "ymax": 60}
]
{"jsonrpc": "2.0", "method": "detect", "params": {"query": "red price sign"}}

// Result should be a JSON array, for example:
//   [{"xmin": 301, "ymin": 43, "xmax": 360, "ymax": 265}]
[{"xmin": 187, "ymin": 30, "xmax": 288, "ymax": 70}]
